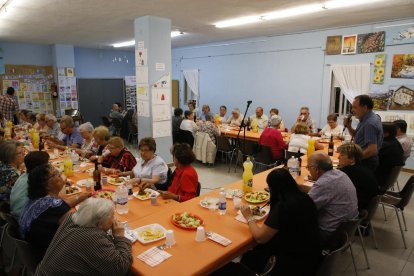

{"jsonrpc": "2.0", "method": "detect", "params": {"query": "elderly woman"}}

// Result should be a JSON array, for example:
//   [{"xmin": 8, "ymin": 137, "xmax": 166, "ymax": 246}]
[
  {"xmin": 226, "ymin": 108, "xmax": 243, "ymax": 127},
  {"xmin": 99, "ymin": 137, "xmax": 137, "ymax": 173},
  {"xmin": 196, "ymin": 115, "xmax": 220, "ymax": 144},
  {"xmin": 89, "ymin": 125, "xmax": 111, "ymax": 161},
  {"xmin": 288, "ymin": 123, "xmax": 323, "ymax": 154},
  {"xmin": 159, "ymin": 143, "xmax": 198, "ymax": 202},
  {"xmin": 180, "ymin": 110, "xmax": 198, "ymax": 135},
  {"xmin": 120, "ymin": 137, "xmax": 168, "ymax": 189},
  {"xmin": 199, "ymin": 104, "xmax": 214, "ymax": 122},
  {"xmin": 259, "ymin": 115, "xmax": 287, "ymax": 161},
  {"xmin": 74, "ymin": 122, "xmax": 95, "ymax": 157},
  {"xmin": 19, "ymin": 164, "xmax": 90, "ymax": 260},
  {"xmin": 337, "ymin": 143, "xmax": 378, "ymax": 210},
  {"xmin": 35, "ymin": 198, "xmax": 132, "ymax": 275},
  {"xmin": 268, "ymin": 108, "xmax": 285, "ymax": 131},
  {"xmin": 34, "ymin": 113, "xmax": 49, "ymax": 133},
  {"xmin": 319, "ymin": 113, "xmax": 343, "ymax": 137},
  {"xmin": 44, "ymin": 114, "xmax": 64, "ymax": 140},
  {"xmin": 238, "ymin": 168, "xmax": 321, "ymax": 275},
  {"xmin": 0, "ymin": 141, "xmax": 24, "ymax": 206}
]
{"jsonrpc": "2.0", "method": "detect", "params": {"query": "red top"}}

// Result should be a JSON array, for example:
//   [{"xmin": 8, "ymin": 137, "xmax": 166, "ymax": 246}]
[
  {"xmin": 259, "ymin": 128, "xmax": 287, "ymax": 161},
  {"xmin": 102, "ymin": 148, "xmax": 137, "ymax": 172},
  {"xmin": 168, "ymin": 165, "xmax": 198, "ymax": 202}
]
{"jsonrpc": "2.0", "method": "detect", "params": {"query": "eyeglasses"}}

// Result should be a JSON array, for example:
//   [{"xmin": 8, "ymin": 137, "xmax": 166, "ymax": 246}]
[{"xmin": 306, "ymin": 165, "xmax": 316, "ymax": 170}]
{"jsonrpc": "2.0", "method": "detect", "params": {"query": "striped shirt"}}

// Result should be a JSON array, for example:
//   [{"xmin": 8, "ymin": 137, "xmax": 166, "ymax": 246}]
[{"xmin": 35, "ymin": 214, "xmax": 132, "ymax": 276}]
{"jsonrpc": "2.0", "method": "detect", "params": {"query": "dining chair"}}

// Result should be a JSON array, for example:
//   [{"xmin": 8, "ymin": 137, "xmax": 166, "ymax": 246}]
[
  {"xmin": 252, "ymin": 145, "xmax": 281, "ymax": 174},
  {"xmin": 215, "ymin": 135, "xmax": 235, "ymax": 168},
  {"xmin": 317, "ymin": 232, "xmax": 350, "ymax": 276},
  {"xmin": 378, "ymin": 165, "xmax": 403, "ymax": 194},
  {"xmin": 359, "ymin": 195, "xmax": 382, "ymax": 249},
  {"xmin": 111, "ymin": 118, "xmax": 123, "ymax": 136},
  {"xmin": 379, "ymin": 175, "xmax": 414, "ymax": 249},
  {"xmin": 177, "ymin": 129, "xmax": 194, "ymax": 148}
]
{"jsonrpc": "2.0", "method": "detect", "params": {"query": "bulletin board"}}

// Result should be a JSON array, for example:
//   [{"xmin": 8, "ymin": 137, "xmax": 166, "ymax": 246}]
[
  {"xmin": 57, "ymin": 67, "xmax": 78, "ymax": 117},
  {"xmin": 0, "ymin": 64, "xmax": 54, "ymax": 114}
]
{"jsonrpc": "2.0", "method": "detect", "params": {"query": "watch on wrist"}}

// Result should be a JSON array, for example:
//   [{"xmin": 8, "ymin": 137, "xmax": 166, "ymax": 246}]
[{"xmin": 247, "ymin": 217, "xmax": 256, "ymax": 224}]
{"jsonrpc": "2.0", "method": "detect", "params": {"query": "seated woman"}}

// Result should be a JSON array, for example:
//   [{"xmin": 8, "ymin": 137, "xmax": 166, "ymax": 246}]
[
  {"xmin": 180, "ymin": 110, "xmax": 198, "ymax": 135},
  {"xmin": 74, "ymin": 122, "xmax": 95, "ymax": 157},
  {"xmin": 26, "ymin": 112, "xmax": 37, "ymax": 127},
  {"xmin": 337, "ymin": 143, "xmax": 378, "ymax": 211},
  {"xmin": 196, "ymin": 116, "xmax": 220, "ymax": 144},
  {"xmin": 259, "ymin": 115, "xmax": 287, "ymax": 161},
  {"xmin": 239, "ymin": 168, "xmax": 321, "ymax": 275},
  {"xmin": 319, "ymin": 113, "xmax": 343, "ymax": 137},
  {"xmin": 288, "ymin": 123, "xmax": 323, "ymax": 154},
  {"xmin": 268, "ymin": 108, "xmax": 285, "ymax": 131},
  {"xmin": 34, "ymin": 113, "xmax": 49, "ymax": 133},
  {"xmin": 0, "ymin": 141, "xmax": 24, "ymax": 209},
  {"xmin": 35, "ymin": 198, "xmax": 132, "ymax": 276},
  {"xmin": 100, "ymin": 137, "xmax": 137, "ymax": 173},
  {"xmin": 159, "ymin": 143, "xmax": 198, "ymax": 202},
  {"xmin": 88, "ymin": 126, "xmax": 110, "ymax": 161},
  {"xmin": 226, "ymin": 108, "xmax": 243, "ymax": 127},
  {"xmin": 19, "ymin": 164, "xmax": 90, "ymax": 260},
  {"xmin": 120, "ymin": 137, "xmax": 168, "ymax": 190}
]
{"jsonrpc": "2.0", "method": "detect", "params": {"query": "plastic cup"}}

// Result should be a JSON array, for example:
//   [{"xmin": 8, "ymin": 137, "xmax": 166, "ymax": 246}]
[
  {"xmin": 102, "ymin": 176, "xmax": 108, "ymax": 185},
  {"xmin": 233, "ymin": 197, "xmax": 241, "ymax": 210},
  {"xmin": 150, "ymin": 193, "xmax": 157, "ymax": 205},
  {"xmin": 165, "ymin": 230, "xmax": 176, "ymax": 248},
  {"xmin": 195, "ymin": 226, "xmax": 206, "ymax": 242}
]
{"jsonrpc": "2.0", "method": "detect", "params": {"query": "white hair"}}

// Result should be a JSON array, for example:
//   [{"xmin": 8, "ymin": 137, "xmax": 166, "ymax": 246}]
[
  {"xmin": 45, "ymin": 114, "xmax": 57, "ymax": 122},
  {"xmin": 79, "ymin": 122, "xmax": 94, "ymax": 133},
  {"xmin": 232, "ymin": 108, "xmax": 240, "ymax": 114},
  {"xmin": 72, "ymin": 198, "xmax": 114, "ymax": 227}
]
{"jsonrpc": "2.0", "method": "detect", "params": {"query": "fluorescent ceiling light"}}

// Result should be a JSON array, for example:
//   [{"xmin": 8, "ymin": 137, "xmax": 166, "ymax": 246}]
[
  {"xmin": 324, "ymin": 0, "xmax": 384, "ymax": 9},
  {"xmin": 215, "ymin": 16, "xmax": 262, "ymax": 28},
  {"xmin": 262, "ymin": 4, "xmax": 323, "ymax": 20},
  {"xmin": 113, "ymin": 31, "xmax": 184, "ymax": 47},
  {"xmin": 0, "ymin": 0, "xmax": 14, "ymax": 13},
  {"xmin": 375, "ymin": 22, "xmax": 414, "ymax": 29}
]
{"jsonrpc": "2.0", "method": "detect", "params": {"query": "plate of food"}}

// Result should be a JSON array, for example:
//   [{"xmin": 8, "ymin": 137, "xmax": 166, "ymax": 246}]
[
  {"xmin": 171, "ymin": 212, "xmax": 204, "ymax": 230},
  {"xmin": 51, "ymin": 160, "xmax": 63, "ymax": 167},
  {"xmin": 244, "ymin": 191, "xmax": 270, "ymax": 204},
  {"xmin": 318, "ymin": 138, "xmax": 331, "ymax": 143},
  {"xmin": 92, "ymin": 189, "xmax": 115, "ymax": 200},
  {"xmin": 225, "ymin": 189, "xmax": 243, "ymax": 199},
  {"xmin": 108, "ymin": 176, "xmax": 127, "ymax": 186},
  {"xmin": 134, "ymin": 223, "xmax": 167, "ymax": 244},
  {"xmin": 65, "ymin": 186, "xmax": 82, "ymax": 195},
  {"xmin": 133, "ymin": 188, "xmax": 160, "ymax": 200},
  {"xmin": 199, "ymin": 197, "xmax": 219, "ymax": 209},
  {"xmin": 236, "ymin": 205, "xmax": 270, "ymax": 223},
  {"xmin": 76, "ymin": 178, "xmax": 93, "ymax": 187}
]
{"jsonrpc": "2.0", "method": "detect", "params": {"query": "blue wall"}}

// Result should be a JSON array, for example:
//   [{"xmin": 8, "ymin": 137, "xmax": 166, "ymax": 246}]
[{"xmin": 0, "ymin": 42, "xmax": 52, "ymax": 66}]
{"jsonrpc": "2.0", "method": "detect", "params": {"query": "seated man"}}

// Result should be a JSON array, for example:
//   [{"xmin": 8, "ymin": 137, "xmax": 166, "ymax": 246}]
[
  {"xmin": 44, "ymin": 114, "xmax": 64, "ymax": 140},
  {"xmin": 394, "ymin": 119, "xmax": 412, "ymax": 163},
  {"xmin": 291, "ymin": 107, "xmax": 317, "ymax": 134},
  {"xmin": 307, "ymin": 152, "xmax": 358, "ymax": 248},
  {"xmin": 109, "ymin": 103, "xmax": 124, "ymax": 121},
  {"xmin": 199, "ymin": 104, "xmax": 214, "ymax": 122},
  {"xmin": 46, "ymin": 115, "xmax": 84, "ymax": 149},
  {"xmin": 226, "ymin": 108, "xmax": 243, "ymax": 127},
  {"xmin": 219, "ymin": 105, "xmax": 227, "ymax": 123},
  {"xmin": 249, "ymin": 107, "xmax": 268, "ymax": 129}
]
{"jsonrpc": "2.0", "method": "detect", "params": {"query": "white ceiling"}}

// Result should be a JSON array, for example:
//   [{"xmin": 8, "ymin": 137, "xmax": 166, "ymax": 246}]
[{"xmin": 0, "ymin": 0, "xmax": 414, "ymax": 49}]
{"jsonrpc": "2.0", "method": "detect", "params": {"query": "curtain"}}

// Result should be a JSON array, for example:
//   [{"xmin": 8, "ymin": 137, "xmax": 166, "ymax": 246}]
[
  {"xmin": 331, "ymin": 64, "xmax": 370, "ymax": 103},
  {"xmin": 183, "ymin": 69, "xmax": 199, "ymax": 100}
]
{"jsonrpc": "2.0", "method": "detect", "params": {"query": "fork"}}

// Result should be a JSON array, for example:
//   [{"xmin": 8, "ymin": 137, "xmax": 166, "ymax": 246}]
[{"xmin": 157, "ymin": 244, "xmax": 167, "ymax": 250}]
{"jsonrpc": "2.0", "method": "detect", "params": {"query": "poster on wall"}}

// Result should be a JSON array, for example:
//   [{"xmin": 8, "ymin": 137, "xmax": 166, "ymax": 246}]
[
  {"xmin": 357, "ymin": 32, "xmax": 385, "ymax": 54},
  {"xmin": 373, "ymin": 54, "xmax": 386, "ymax": 84},
  {"xmin": 391, "ymin": 54, "xmax": 414, "ymax": 79},
  {"xmin": 389, "ymin": 85, "xmax": 414, "ymax": 110},
  {"xmin": 325, "ymin": 36, "xmax": 342, "ymax": 55},
  {"xmin": 368, "ymin": 90, "xmax": 391, "ymax": 110},
  {"xmin": 124, "ymin": 76, "xmax": 137, "ymax": 111},
  {"xmin": 341, "ymin": 35, "xmax": 357, "ymax": 55},
  {"xmin": 385, "ymin": 25, "xmax": 414, "ymax": 46},
  {"xmin": 153, "ymin": 121, "xmax": 172, "ymax": 138},
  {"xmin": 136, "ymin": 49, "xmax": 147, "ymax": 67}
]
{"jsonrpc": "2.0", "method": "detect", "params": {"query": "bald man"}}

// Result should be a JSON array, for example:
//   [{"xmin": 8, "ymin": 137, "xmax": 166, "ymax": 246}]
[
  {"xmin": 249, "ymin": 107, "xmax": 268, "ymax": 129},
  {"xmin": 307, "ymin": 152, "xmax": 358, "ymax": 248}
]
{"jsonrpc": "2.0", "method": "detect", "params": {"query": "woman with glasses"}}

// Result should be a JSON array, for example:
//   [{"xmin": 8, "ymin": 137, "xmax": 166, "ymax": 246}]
[
  {"xmin": 118, "ymin": 137, "xmax": 168, "ymax": 190},
  {"xmin": 19, "ymin": 164, "xmax": 90, "ymax": 261},
  {"xmin": 99, "ymin": 137, "xmax": 137, "ymax": 173}
]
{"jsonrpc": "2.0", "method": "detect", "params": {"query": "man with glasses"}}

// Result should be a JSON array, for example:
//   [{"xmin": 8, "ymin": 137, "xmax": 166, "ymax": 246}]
[
  {"xmin": 291, "ymin": 107, "xmax": 317, "ymax": 134},
  {"xmin": 46, "ymin": 115, "xmax": 83, "ymax": 149},
  {"xmin": 44, "ymin": 114, "xmax": 64, "ymax": 140},
  {"xmin": 307, "ymin": 152, "xmax": 358, "ymax": 248}
]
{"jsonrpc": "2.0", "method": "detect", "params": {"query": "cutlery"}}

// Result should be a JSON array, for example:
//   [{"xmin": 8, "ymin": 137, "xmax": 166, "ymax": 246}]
[
  {"xmin": 259, "ymin": 202, "xmax": 270, "ymax": 209},
  {"xmin": 157, "ymin": 244, "xmax": 167, "ymax": 250}
]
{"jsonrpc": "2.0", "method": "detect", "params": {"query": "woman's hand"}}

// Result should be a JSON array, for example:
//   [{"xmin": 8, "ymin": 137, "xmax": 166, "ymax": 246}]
[
  {"xmin": 160, "ymin": 191, "xmax": 178, "ymax": 201},
  {"xmin": 112, "ymin": 220, "xmax": 125, "ymax": 237},
  {"xmin": 240, "ymin": 205, "xmax": 253, "ymax": 220}
]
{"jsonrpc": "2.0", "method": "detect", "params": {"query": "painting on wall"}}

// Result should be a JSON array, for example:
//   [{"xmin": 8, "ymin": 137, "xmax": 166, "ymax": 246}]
[
  {"xmin": 325, "ymin": 36, "xmax": 342, "ymax": 55},
  {"xmin": 369, "ymin": 90, "xmax": 391, "ymax": 110},
  {"xmin": 357, "ymin": 31, "xmax": 385, "ymax": 54},
  {"xmin": 389, "ymin": 85, "xmax": 414, "ymax": 110},
  {"xmin": 341, "ymin": 35, "xmax": 357, "ymax": 55},
  {"xmin": 391, "ymin": 54, "xmax": 414, "ymax": 79},
  {"xmin": 373, "ymin": 54, "xmax": 386, "ymax": 84},
  {"xmin": 385, "ymin": 25, "xmax": 414, "ymax": 46}
]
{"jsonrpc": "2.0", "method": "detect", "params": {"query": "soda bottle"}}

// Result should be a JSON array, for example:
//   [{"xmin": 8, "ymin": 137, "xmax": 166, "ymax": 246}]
[
  {"xmin": 251, "ymin": 119, "xmax": 258, "ymax": 133},
  {"xmin": 218, "ymin": 190, "xmax": 227, "ymax": 215},
  {"xmin": 328, "ymin": 135, "xmax": 334, "ymax": 157},
  {"xmin": 242, "ymin": 157, "xmax": 253, "ymax": 194},
  {"xmin": 116, "ymin": 184, "xmax": 129, "ymax": 214},
  {"xmin": 93, "ymin": 162, "xmax": 102, "ymax": 191},
  {"xmin": 307, "ymin": 139, "xmax": 315, "ymax": 158}
]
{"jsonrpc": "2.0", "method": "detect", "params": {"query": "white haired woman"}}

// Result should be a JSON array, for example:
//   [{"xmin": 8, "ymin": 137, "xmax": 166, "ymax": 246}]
[
  {"xmin": 35, "ymin": 198, "xmax": 132, "ymax": 275},
  {"xmin": 74, "ymin": 122, "xmax": 95, "ymax": 157},
  {"xmin": 226, "ymin": 108, "xmax": 243, "ymax": 127}
]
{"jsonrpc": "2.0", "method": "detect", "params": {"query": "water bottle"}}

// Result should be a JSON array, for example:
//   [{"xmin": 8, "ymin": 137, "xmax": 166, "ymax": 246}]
[
  {"xmin": 126, "ymin": 176, "xmax": 133, "ymax": 200},
  {"xmin": 287, "ymin": 156, "xmax": 298, "ymax": 178},
  {"xmin": 116, "ymin": 184, "xmax": 129, "ymax": 214},
  {"xmin": 218, "ymin": 190, "xmax": 227, "ymax": 215}
]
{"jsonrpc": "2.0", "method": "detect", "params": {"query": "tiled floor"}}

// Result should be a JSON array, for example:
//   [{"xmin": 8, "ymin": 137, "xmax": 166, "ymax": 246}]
[{"xmin": 127, "ymin": 143, "xmax": 414, "ymax": 275}]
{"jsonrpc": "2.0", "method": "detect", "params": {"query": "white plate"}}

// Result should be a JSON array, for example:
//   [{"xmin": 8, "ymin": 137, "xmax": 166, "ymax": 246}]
[
  {"xmin": 236, "ymin": 205, "xmax": 270, "ymax": 222},
  {"xmin": 65, "ymin": 186, "xmax": 82, "ymax": 196},
  {"xmin": 134, "ymin": 223, "xmax": 167, "ymax": 244},
  {"xmin": 77, "ymin": 178, "xmax": 94, "ymax": 187},
  {"xmin": 108, "ymin": 176, "xmax": 127, "ymax": 186},
  {"xmin": 199, "ymin": 197, "xmax": 219, "ymax": 209},
  {"xmin": 225, "ymin": 189, "xmax": 243, "ymax": 199},
  {"xmin": 133, "ymin": 189, "xmax": 160, "ymax": 200}
]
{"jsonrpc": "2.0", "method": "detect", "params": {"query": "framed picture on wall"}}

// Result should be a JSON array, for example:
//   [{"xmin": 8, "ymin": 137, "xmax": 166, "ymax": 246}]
[
  {"xmin": 326, "ymin": 35, "xmax": 342, "ymax": 55},
  {"xmin": 66, "ymin": 67, "xmax": 74, "ymax": 77},
  {"xmin": 341, "ymin": 35, "xmax": 357, "ymax": 55}
]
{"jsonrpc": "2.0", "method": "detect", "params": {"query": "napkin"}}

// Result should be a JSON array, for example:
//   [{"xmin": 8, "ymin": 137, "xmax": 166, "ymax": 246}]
[
  {"xmin": 207, "ymin": 232, "xmax": 232, "ymax": 246},
  {"xmin": 234, "ymin": 214, "xmax": 248, "ymax": 224},
  {"xmin": 124, "ymin": 229, "xmax": 137, "ymax": 243},
  {"xmin": 137, "ymin": 246, "xmax": 172, "ymax": 267}
]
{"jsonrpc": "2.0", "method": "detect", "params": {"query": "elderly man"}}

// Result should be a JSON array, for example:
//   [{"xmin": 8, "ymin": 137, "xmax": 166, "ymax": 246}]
[
  {"xmin": 109, "ymin": 103, "xmax": 124, "ymax": 121},
  {"xmin": 250, "ymin": 107, "xmax": 268, "ymax": 129},
  {"xmin": 44, "ymin": 114, "xmax": 64, "ymax": 140},
  {"xmin": 291, "ymin": 107, "xmax": 317, "ymax": 134},
  {"xmin": 394, "ymin": 119, "xmax": 412, "ymax": 163},
  {"xmin": 226, "ymin": 108, "xmax": 243, "ymax": 127},
  {"xmin": 258, "ymin": 115, "xmax": 287, "ymax": 161},
  {"xmin": 0, "ymin": 87, "xmax": 19, "ymax": 122},
  {"xmin": 307, "ymin": 152, "xmax": 358, "ymax": 247},
  {"xmin": 344, "ymin": 95, "xmax": 383, "ymax": 171},
  {"xmin": 46, "ymin": 115, "xmax": 84, "ymax": 149}
]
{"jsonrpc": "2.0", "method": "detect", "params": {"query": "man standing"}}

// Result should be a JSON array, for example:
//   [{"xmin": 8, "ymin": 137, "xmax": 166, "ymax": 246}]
[
  {"xmin": 307, "ymin": 152, "xmax": 358, "ymax": 247},
  {"xmin": 249, "ymin": 107, "xmax": 268, "ymax": 129},
  {"xmin": 343, "ymin": 95, "xmax": 383, "ymax": 171},
  {"xmin": 0, "ymin": 87, "xmax": 19, "ymax": 121},
  {"xmin": 394, "ymin": 119, "xmax": 412, "ymax": 163},
  {"xmin": 291, "ymin": 107, "xmax": 317, "ymax": 134}
]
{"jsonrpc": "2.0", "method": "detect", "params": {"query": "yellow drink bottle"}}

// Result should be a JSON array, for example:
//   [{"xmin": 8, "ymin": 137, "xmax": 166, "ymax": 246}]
[
  {"xmin": 251, "ymin": 119, "xmax": 258, "ymax": 133},
  {"xmin": 307, "ymin": 139, "xmax": 315, "ymax": 158},
  {"xmin": 63, "ymin": 158, "xmax": 74, "ymax": 177},
  {"xmin": 4, "ymin": 121, "xmax": 13, "ymax": 140},
  {"xmin": 242, "ymin": 157, "xmax": 254, "ymax": 194}
]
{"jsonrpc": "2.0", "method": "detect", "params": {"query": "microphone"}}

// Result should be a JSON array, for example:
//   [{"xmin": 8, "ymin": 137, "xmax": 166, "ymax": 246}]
[
  {"xmin": 343, "ymin": 114, "xmax": 352, "ymax": 133},
  {"xmin": 247, "ymin": 100, "xmax": 252, "ymax": 105}
]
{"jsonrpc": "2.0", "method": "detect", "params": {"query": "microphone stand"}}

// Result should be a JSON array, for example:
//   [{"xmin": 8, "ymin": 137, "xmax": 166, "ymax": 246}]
[{"xmin": 234, "ymin": 101, "xmax": 252, "ymax": 171}]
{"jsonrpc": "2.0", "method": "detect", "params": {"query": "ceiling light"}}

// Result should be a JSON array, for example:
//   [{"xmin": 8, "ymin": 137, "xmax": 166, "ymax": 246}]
[
  {"xmin": 324, "ymin": 0, "xmax": 385, "ymax": 9},
  {"xmin": 0, "ymin": 0, "xmax": 14, "ymax": 13},
  {"xmin": 113, "ymin": 31, "xmax": 184, "ymax": 47},
  {"xmin": 171, "ymin": 31, "xmax": 184, "ymax": 37},
  {"xmin": 215, "ymin": 16, "xmax": 262, "ymax": 28},
  {"xmin": 262, "ymin": 4, "xmax": 323, "ymax": 20}
]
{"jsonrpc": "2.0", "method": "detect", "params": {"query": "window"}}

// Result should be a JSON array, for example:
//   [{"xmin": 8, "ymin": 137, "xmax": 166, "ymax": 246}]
[{"xmin": 330, "ymin": 75, "xmax": 351, "ymax": 116}]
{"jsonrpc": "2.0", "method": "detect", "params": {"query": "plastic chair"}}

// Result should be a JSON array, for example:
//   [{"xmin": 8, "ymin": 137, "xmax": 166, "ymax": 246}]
[
  {"xmin": 317, "ymin": 232, "xmax": 349, "ymax": 276},
  {"xmin": 111, "ymin": 117, "xmax": 122, "ymax": 136},
  {"xmin": 378, "ymin": 165, "xmax": 403, "ymax": 193},
  {"xmin": 359, "ymin": 195, "xmax": 382, "ymax": 249},
  {"xmin": 252, "ymin": 145, "xmax": 281, "ymax": 174},
  {"xmin": 379, "ymin": 175, "xmax": 414, "ymax": 249},
  {"xmin": 216, "ymin": 135, "xmax": 235, "ymax": 169},
  {"xmin": 177, "ymin": 129, "xmax": 194, "ymax": 148},
  {"xmin": 238, "ymin": 255, "xmax": 277, "ymax": 276},
  {"xmin": 196, "ymin": 182, "xmax": 201, "ymax": 196}
]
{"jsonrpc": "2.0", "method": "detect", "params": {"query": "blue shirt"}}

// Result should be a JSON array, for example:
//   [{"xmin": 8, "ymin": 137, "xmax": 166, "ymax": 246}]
[{"xmin": 63, "ymin": 128, "xmax": 84, "ymax": 147}]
